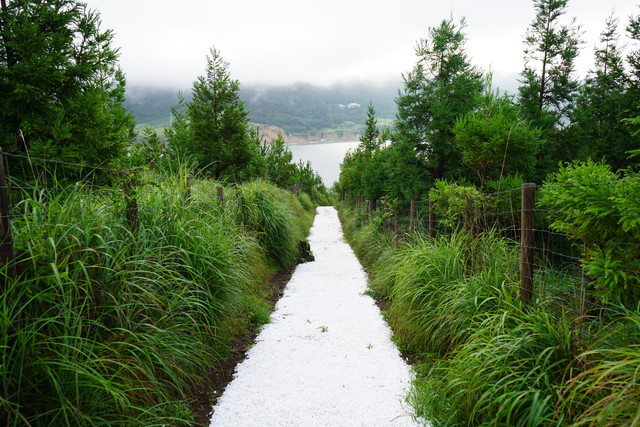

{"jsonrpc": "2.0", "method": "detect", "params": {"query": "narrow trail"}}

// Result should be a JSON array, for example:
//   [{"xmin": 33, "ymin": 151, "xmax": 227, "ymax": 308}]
[{"xmin": 209, "ymin": 207, "xmax": 421, "ymax": 426}]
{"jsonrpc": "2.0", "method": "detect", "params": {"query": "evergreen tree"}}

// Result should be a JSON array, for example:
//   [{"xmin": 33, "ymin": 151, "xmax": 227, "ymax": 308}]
[
  {"xmin": 187, "ymin": 47, "xmax": 262, "ymax": 181},
  {"xmin": 395, "ymin": 17, "xmax": 482, "ymax": 182},
  {"xmin": 261, "ymin": 133, "xmax": 297, "ymax": 188},
  {"xmin": 519, "ymin": 0, "xmax": 582, "ymax": 127},
  {"xmin": 518, "ymin": 0, "xmax": 583, "ymax": 179},
  {"xmin": 627, "ymin": 8, "xmax": 640, "ymax": 86},
  {"xmin": 0, "ymin": 0, "xmax": 134, "ymax": 165},
  {"xmin": 570, "ymin": 14, "xmax": 637, "ymax": 170},
  {"xmin": 454, "ymin": 82, "xmax": 542, "ymax": 187},
  {"xmin": 359, "ymin": 102, "xmax": 380, "ymax": 156},
  {"xmin": 164, "ymin": 92, "xmax": 190, "ymax": 159}
]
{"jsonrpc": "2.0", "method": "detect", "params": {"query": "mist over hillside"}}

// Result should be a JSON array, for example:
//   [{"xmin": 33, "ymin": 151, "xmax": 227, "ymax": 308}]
[
  {"xmin": 241, "ymin": 81, "xmax": 398, "ymax": 135},
  {"xmin": 124, "ymin": 80, "xmax": 400, "ymax": 136}
]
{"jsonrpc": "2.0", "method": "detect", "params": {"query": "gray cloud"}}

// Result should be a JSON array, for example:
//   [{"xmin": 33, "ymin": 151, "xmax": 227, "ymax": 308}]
[{"xmin": 85, "ymin": 0, "xmax": 639, "ymax": 88}]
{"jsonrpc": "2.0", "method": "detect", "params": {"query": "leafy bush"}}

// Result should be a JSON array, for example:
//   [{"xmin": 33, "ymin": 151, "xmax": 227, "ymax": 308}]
[
  {"xmin": 539, "ymin": 160, "xmax": 640, "ymax": 305},
  {"xmin": 429, "ymin": 180, "xmax": 491, "ymax": 230}
]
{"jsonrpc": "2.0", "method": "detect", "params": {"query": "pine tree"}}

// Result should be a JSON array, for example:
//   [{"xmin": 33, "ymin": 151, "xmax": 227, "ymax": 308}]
[
  {"xmin": 261, "ymin": 133, "xmax": 297, "ymax": 188},
  {"xmin": 519, "ymin": 0, "xmax": 583, "ymax": 128},
  {"xmin": 627, "ymin": 9, "xmax": 640, "ymax": 86},
  {"xmin": 359, "ymin": 102, "xmax": 380, "ymax": 156},
  {"xmin": 395, "ymin": 17, "xmax": 482, "ymax": 181},
  {"xmin": 165, "ymin": 92, "xmax": 190, "ymax": 159},
  {"xmin": 0, "ymin": 0, "xmax": 134, "ymax": 165},
  {"xmin": 571, "ymin": 14, "xmax": 637, "ymax": 170},
  {"xmin": 187, "ymin": 47, "xmax": 262, "ymax": 181}
]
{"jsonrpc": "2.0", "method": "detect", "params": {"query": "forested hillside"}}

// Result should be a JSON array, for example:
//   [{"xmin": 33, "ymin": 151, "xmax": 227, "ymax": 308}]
[{"xmin": 124, "ymin": 81, "xmax": 399, "ymax": 136}]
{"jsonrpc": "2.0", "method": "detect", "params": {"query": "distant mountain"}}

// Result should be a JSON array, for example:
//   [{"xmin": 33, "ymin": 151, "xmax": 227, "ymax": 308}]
[
  {"xmin": 240, "ymin": 81, "xmax": 399, "ymax": 136},
  {"xmin": 124, "ymin": 86, "xmax": 186, "ymax": 131},
  {"xmin": 124, "ymin": 80, "xmax": 400, "ymax": 138}
]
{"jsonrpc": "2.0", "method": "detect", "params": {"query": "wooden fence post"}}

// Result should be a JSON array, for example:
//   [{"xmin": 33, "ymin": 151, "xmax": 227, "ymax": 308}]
[
  {"xmin": 520, "ymin": 183, "xmax": 536, "ymax": 307},
  {"xmin": 428, "ymin": 198, "xmax": 436, "ymax": 239},
  {"xmin": 409, "ymin": 198, "xmax": 416, "ymax": 235},
  {"xmin": 464, "ymin": 196, "xmax": 475, "ymax": 236},
  {"xmin": 184, "ymin": 171, "xmax": 193, "ymax": 206},
  {"xmin": 217, "ymin": 185, "xmax": 224, "ymax": 207},
  {"xmin": 0, "ymin": 148, "xmax": 16, "ymax": 278},
  {"xmin": 122, "ymin": 169, "xmax": 139, "ymax": 233},
  {"xmin": 394, "ymin": 211, "xmax": 399, "ymax": 235}
]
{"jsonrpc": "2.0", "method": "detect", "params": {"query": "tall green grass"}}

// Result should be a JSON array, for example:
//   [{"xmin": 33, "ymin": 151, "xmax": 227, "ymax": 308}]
[
  {"xmin": 558, "ymin": 308, "xmax": 640, "ymax": 426},
  {"xmin": 386, "ymin": 231, "xmax": 520, "ymax": 357},
  {"xmin": 1, "ymin": 169, "xmax": 315, "ymax": 425}
]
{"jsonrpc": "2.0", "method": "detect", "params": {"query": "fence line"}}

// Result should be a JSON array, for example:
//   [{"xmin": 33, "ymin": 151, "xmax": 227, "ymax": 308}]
[
  {"xmin": 343, "ymin": 179, "xmax": 640, "ymax": 337},
  {"xmin": 0, "ymin": 152, "xmax": 148, "ymax": 270},
  {"xmin": 1, "ymin": 152, "xmax": 307, "ymax": 275}
]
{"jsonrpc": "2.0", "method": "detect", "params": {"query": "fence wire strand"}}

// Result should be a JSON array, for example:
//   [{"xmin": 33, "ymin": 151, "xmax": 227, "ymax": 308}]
[{"xmin": 344, "ymin": 180, "xmax": 639, "ymax": 348}]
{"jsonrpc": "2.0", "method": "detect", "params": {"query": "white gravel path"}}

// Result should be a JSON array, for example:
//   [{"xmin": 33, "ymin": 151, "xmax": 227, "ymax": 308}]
[{"xmin": 209, "ymin": 206, "xmax": 422, "ymax": 427}]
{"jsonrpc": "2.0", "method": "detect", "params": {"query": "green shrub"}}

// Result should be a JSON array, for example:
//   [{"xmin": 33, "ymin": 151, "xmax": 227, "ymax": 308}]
[
  {"xmin": 539, "ymin": 160, "xmax": 640, "ymax": 306},
  {"xmin": 429, "ymin": 180, "xmax": 492, "ymax": 230}
]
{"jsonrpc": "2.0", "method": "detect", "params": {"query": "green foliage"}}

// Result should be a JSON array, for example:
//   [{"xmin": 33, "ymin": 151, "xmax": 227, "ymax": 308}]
[
  {"xmin": 428, "ymin": 180, "xmax": 489, "ymax": 230},
  {"xmin": 539, "ymin": 160, "xmax": 640, "ymax": 305},
  {"xmin": 164, "ymin": 92, "xmax": 191, "ymax": 159},
  {"xmin": 338, "ymin": 190, "xmax": 640, "ymax": 426},
  {"xmin": 395, "ymin": 17, "xmax": 483, "ymax": 182},
  {"xmin": 125, "ymin": 126, "xmax": 166, "ymax": 168},
  {"xmin": 340, "ymin": 131, "xmax": 430, "ymax": 205},
  {"xmin": 385, "ymin": 232, "xmax": 519, "ymax": 356},
  {"xmin": 292, "ymin": 159, "xmax": 326, "ymax": 201},
  {"xmin": 519, "ymin": 0, "xmax": 582, "ymax": 127},
  {"xmin": 261, "ymin": 133, "xmax": 297, "ymax": 188},
  {"xmin": 1, "ymin": 169, "xmax": 313, "ymax": 424},
  {"xmin": 187, "ymin": 47, "xmax": 263, "ymax": 181},
  {"xmin": 414, "ymin": 306, "xmax": 575, "ymax": 426},
  {"xmin": 341, "ymin": 203, "xmax": 576, "ymax": 424},
  {"xmin": 570, "ymin": 15, "xmax": 638, "ymax": 171},
  {"xmin": 233, "ymin": 181, "xmax": 303, "ymax": 269},
  {"xmin": 518, "ymin": 0, "xmax": 584, "ymax": 180},
  {"xmin": 360, "ymin": 102, "xmax": 380, "ymax": 155},
  {"xmin": 0, "ymin": 0, "xmax": 135, "ymax": 165},
  {"xmin": 454, "ymin": 85, "xmax": 542, "ymax": 186},
  {"xmin": 560, "ymin": 309, "xmax": 640, "ymax": 425}
]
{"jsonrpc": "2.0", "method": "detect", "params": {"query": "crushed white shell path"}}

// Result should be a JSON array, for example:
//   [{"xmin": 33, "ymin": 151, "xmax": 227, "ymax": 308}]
[{"xmin": 209, "ymin": 206, "xmax": 423, "ymax": 427}]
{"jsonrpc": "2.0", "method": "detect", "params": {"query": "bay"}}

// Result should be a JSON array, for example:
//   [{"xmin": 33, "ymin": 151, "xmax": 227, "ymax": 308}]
[{"xmin": 288, "ymin": 141, "xmax": 360, "ymax": 188}]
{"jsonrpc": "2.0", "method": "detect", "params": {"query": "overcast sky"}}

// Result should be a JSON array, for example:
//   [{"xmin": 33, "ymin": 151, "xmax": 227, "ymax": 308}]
[{"xmin": 83, "ymin": 0, "xmax": 639, "ymax": 90}]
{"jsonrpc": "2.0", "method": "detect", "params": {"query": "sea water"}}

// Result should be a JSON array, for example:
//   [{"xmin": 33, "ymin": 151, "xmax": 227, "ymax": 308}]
[{"xmin": 287, "ymin": 141, "xmax": 360, "ymax": 188}]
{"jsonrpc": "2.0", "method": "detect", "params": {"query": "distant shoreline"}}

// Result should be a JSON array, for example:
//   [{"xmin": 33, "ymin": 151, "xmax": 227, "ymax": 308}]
[
  {"xmin": 287, "ymin": 140, "xmax": 359, "ymax": 146},
  {"xmin": 255, "ymin": 124, "xmax": 360, "ymax": 145}
]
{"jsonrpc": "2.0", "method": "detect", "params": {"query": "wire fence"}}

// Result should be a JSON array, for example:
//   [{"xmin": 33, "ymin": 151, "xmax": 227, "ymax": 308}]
[
  {"xmin": 343, "ymin": 180, "xmax": 640, "ymax": 349},
  {"xmin": 0, "ymin": 150, "xmax": 305, "ymax": 279},
  {"xmin": 0, "ymin": 151, "xmax": 187, "ymax": 276}
]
